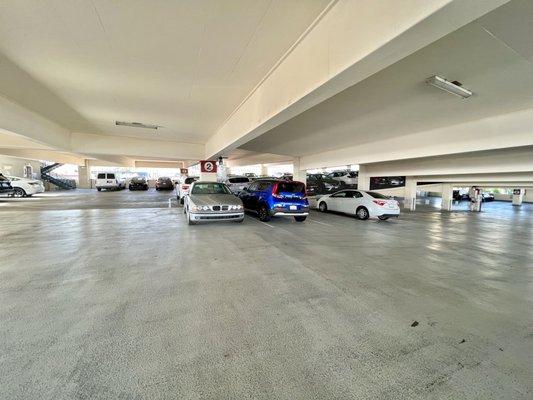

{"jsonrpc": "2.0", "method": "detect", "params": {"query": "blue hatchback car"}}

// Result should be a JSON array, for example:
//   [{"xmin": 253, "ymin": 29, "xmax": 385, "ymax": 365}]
[{"xmin": 238, "ymin": 179, "xmax": 309, "ymax": 222}]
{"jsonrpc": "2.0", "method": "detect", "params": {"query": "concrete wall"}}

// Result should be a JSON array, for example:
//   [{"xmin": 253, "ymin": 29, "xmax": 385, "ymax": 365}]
[{"xmin": 0, "ymin": 155, "xmax": 42, "ymax": 179}]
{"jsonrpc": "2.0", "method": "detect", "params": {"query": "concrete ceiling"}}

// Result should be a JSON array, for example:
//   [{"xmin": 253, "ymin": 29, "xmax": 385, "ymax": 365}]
[
  {"xmin": 0, "ymin": 0, "xmax": 331, "ymax": 143},
  {"xmin": 240, "ymin": 0, "xmax": 533, "ymax": 157}
]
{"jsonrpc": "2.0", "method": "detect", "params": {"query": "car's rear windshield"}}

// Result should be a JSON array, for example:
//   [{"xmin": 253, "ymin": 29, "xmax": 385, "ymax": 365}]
[
  {"xmin": 229, "ymin": 177, "xmax": 249, "ymax": 183},
  {"xmin": 132, "ymin": 177, "xmax": 144, "ymax": 182},
  {"xmin": 348, "ymin": 172, "xmax": 358, "ymax": 177},
  {"xmin": 367, "ymin": 191, "xmax": 390, "ymax": 199},
  {"xmin": 97, "ymin": 173, "xmax": 106, "ymax": 179},
  {"xmin": 158, "ymin": 177, "xmax": 170, "ymax": 181},
  {"xmin": 184, "ymin": 177, "xmax": 197, "ymax": 184},
  {"xmin": 107, "ymin": 173, "xmax": 115, "ymax": 179},
  {"xmin": 275, "ymin": 181, "xmax": 305, "ymax": 194},
  {"xmin": 191, "ymin": 183, "xmax": 231, "ymax": 195}
]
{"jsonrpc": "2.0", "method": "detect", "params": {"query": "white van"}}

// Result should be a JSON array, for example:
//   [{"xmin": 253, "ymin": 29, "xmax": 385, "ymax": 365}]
[{"xmin": 95, "ymin": 172, "xmax": 126, "ymax": 191}]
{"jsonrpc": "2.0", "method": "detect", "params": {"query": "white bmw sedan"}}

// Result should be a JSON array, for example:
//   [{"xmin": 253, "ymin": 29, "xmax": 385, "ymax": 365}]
[{"xmin": 317, "ymin": 189, "xmax": 400, "ymax": 220}]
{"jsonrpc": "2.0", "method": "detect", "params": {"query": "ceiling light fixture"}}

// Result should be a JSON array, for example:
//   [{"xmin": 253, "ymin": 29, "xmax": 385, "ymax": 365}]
[
  {"xmin": 426, "ymin": 75, "xmax": 472, "ymax": 99},
  {"xmin": 115, "ymin": 121, "xmax": 160, "ymax": 130}
]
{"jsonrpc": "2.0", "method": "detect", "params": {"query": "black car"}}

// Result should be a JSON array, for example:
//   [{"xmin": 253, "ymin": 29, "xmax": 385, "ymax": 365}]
[
  {"xmin": 129, "ymin": 177, "xmax": 149, "ymax": 191},
  {"xmin": 0, "ymin": 173, "xmax": 14, "ymax": 196},
  {"xmin": 155, "ymin": 176, "xmax": 174, "ymax": 191},
  {"xmin": 306, "ymin": 174, "xmax": 343, "ymax": 196}
]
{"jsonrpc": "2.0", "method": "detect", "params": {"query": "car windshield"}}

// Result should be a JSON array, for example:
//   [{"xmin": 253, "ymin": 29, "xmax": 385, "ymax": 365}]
[
  {"xmin": 228, "ymin": 177, "xmax": 249, "ymax": 183},
  {"xmin": 184, "ymin": 177, "xmax": 197, "ymax": 184},
  {"xmin": 132, "ymin": 177, "xmax": 145, "ymax": 182},
  {"xmin": 158, "ymin": 177, "xmax": 170, "ymax": 182},
  {"xmin": 367, "ymin": 191, "xmax": 390, "ymax": 199},
  {"xmin": 191, "ymin": 183, "xmax": 231, "ymax": 195},
  {"xmin": 348, "ymin": 172, "xmax": 358, "ymax": 177},
  {"xmin": 97, "ymin": 173, "xmax": 106, "ymax": 179}
]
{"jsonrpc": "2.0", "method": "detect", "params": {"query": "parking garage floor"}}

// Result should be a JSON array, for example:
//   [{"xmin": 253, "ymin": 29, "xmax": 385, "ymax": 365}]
[{"xmin": 1, "ymin": 190, "xmax": 532, "ymax": 399}]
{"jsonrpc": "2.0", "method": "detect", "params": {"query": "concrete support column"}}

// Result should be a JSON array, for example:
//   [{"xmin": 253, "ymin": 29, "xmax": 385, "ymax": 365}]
[
  {"xmin": 77, "ymin": 159, "xmax": 91, "ymax": 189},
  {"xmin": 441, "ymin": 183, "xmax": 453, "ymax": 211},
  {"xmin": 292, "ymin": 158, "xmax": 306, "ymax": 183},
  {"xmin": 404, "ymin": 177, "xmax": 417, "ymax": 211},
  {"xmin": 512, "ymin": 188, "xmax": 525, "ymax": 206},
  {"xmin": 260, "ymin": 164, "xmax": 268, "ymax": 177},
  {"xmin": 357, "ymin": 165, "xmax": 370, "ymax": 191}
]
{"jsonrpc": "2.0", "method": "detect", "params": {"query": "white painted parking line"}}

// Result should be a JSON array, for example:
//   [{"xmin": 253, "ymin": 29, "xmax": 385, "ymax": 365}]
[
  {"xmin": 308, "ymin": 219, "xmax": 333, "ymax": 227},
  {"xmin": 245, "ymin": 215, "xmax": 275, "ymax": 228}
]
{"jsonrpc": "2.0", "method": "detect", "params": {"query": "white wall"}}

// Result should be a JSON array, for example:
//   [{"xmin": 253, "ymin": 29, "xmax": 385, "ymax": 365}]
[{"xmin": 0, "ymin": 155, "xmax": 42, "ymax": 179}]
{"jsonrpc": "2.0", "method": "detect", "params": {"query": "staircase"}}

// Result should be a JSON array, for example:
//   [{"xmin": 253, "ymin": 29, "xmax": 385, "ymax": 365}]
[{"xmin": 40, "ymin": 163, "xmax": 76, "ymax": 190}]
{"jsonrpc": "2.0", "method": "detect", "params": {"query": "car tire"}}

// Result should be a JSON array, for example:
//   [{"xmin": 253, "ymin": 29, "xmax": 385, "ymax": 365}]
[
  {"xmin": 97, "ymin": 188, "xmax": 101, "ymax": 192},
  {"xmin": 318, "ymin": 201, "xmax": 328, "ymax": 212},
  {"xmin": 378, "ymin": 216, "xmax": 389, "ymax": 221},
  {"xmin": 258, "ymin": 205, "xmax": 272, "ymax": 222},
  {"xmin": 356, "ymin": 206, "xmax": 369, "ymax": 220},
  {"xmin": 13, "ymin": 187, "xmax": 26, "ymax": 197},
  {"xmin": 294, "ymin": 216, "xmax": 307, "ymax": 222}
]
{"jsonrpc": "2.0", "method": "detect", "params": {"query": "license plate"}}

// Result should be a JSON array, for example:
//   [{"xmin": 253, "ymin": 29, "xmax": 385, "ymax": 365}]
[{"xmin": 289, "ymin": 205, "xmax": 297, "ymax": 210}]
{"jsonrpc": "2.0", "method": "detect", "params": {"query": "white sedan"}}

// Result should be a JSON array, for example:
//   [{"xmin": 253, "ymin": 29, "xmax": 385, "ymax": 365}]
[
  {"xmin": 317, "ymin": 189, "xmax": 400, "ymax": 220},
  {"xmin": 6, "ymin": 175, "xmax": 45, "ymax": 197}
]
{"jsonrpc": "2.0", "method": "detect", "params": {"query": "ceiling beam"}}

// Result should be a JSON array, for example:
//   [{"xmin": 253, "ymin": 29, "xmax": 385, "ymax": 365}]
[{"xmin": 205, "ymin": 0, "xmax": 509, "ymax": 159}]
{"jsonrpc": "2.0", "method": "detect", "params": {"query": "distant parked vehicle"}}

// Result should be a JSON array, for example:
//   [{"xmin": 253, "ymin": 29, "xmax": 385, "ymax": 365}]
[
  {"xmin": 327, "ymin": 170, "xmax": 358, "ymax": 186},
  {"xmin": 482, "ymin": 192, "xmax": 495, "ymax": 202},
  {"xmin": 0, "ymin": 173, "xmax": 14, "ymax": 196},
  {"xmin": 453, "ymin": 189, "xmax": 470, "ymax": 201},
  {"xmin": 317, "ymin": 189, "xmax": 400, "ymax": 220},
  {"xmin": 370, "ymin": 176, "xmax": 405, "ymax": 190},
  {"xmin": 129, "ymin": 177, "xmax": 149, "ymax": 191},
  {"xmin": 244, "ymin": 173, "xmax": 258, "ymax": 180},
  {"xmin": 185, "ymin": 181, "xmax": 244, "ymax": 225},
  {"xmin": 239, "ymin": 179, "xmax": 309, "ymax": 222},
  {"xmin": 155, "ymin": 177, "xmax": 174, "ymax": 191},
  {"xmin": 224, "ymin": 176, "xmax": 250, "ymax": 194},
  {"xmin": 95, "ymin": 172, "xmax": 126, "ymax": 191},
  {"xmin": 306, "ymin": 174, "xmax": 342, "ymax": 196},
  {"xmin": 177, "ymin": 177, "xmax": 198, "ymax": 204},
  {"xmin": 6, "ymin": 175, "xmax": 45, "ymax": 197}
]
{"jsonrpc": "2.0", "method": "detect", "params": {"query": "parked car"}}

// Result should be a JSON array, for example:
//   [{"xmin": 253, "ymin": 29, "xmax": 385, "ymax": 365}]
[
  {"xmin": 129, "ymin": 176, "xmax": 149, "ymax": 191},
  {"xmin": 95, "ymin": 172, "xmax": 126, "ymax": 191},
  {"xmin": 239, "ymin": 179, "xmax": 309, "ymax": 222},
  {"xmin": 482, "ymin": 191, "xmax": 495, "ymax": 202},
  {"xmin": 177, "ymin": 177, "xmax": 198, "ymax": 204},
  {"xmin": 5, "ymin": 175, "xmax": 45, "ymax": 197},
  {"xmin": 224, "ymin": 175, "xmax": 251, "ymax": 194},
  {"xmin": 317, "ymin": 189, "xmax": 400, "ymax": 220},
  {"xmin": 453, "ymin": 189, "xmax": 470, "ymax": 201},
  {"xmin": 0, "ymin": 173, "xmax": 14, "ymax": 196},
  {"xmin": 369, "ymin": 176, "xmax": 405, "ymax": 190},
  {"xmin": 327, "ymin": 170, "xmax": 358, "ymax": 186},
  {"xmin": 244, "ymin": 173, "xmax": 258, "ymax": 180},
  {"xmin": 306, "ymin": 174, "xmax": 343, "ymax": 196},
  {"xmin": 155, "ymin": 176, "xmax": 174, "ymax": 191},
  {"xmin": 185, "ymin": 181, "xmax": 244, "ymax": 225}
]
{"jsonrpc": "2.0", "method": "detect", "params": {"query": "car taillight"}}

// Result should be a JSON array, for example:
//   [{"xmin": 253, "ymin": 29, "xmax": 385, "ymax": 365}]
[
  {"xmin": 271, "ymin": 182, "xmax": 281, "ymax": 198},
  {"xmin": 373, "ymin": 200, "xmax": 387, "ymax": 206}
]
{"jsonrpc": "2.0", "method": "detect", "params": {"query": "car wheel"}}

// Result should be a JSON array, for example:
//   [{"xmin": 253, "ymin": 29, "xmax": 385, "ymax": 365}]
[
  {"xmin": 13, "ymin": 187, "xmax": 26, "ymax": 197},
  {"xmin": 356, "ymin": 206, "xmax": 369, "ymax": 220},
  {"xmin": 258, "ymin": 205, "xmax": 271, "ymax": 222},
  {"xmin": 378, "ymin": 216, "xmax": 389, "ymax": 221},
  {"xmin": 318, "ymin": 201, "xmax": 328, "ymax": 212},
  {"xmin": 294, "ymin": 216, "xmax": 307, "ymax": 222},
  {"xmin": 97, "ymin": 188, "xmax": 101, "ymax": 192}
]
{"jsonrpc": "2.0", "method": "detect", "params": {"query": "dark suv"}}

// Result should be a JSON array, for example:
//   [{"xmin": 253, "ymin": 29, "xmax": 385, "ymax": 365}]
[
  {"xmin": 0, "ymin": 173, "xmax": 14, "ymax": 196},
  {"xmin": 239, "ymin": 179, "xmax": 309, "ymax": 222}
]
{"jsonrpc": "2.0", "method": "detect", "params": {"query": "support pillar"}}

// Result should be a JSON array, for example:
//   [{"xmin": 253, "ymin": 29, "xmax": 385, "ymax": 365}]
[
  {"xmin": 357, "ymin": 165, "xmax": 370, "ymax": 191},
  {"xmin": 77, "ymin": 159, "xmax": 91, "ymax": 189},
  {"xmin": 441, "ymin": 183, "xmax": 453, "ymax": 211},
  {"xmin": 292, "ymin": 158, "xmax": 306, "ymax": 183},
  {"xmin": 260, "ymin": 164, "xmax": 268, "ymax": 177},
  {"xmin": 404, "ymin": 177, "xmax": 417, "ymax": 211},
  {"xmin": 512, "ymin": 188, "xmax": 525, "ymax": 206}
]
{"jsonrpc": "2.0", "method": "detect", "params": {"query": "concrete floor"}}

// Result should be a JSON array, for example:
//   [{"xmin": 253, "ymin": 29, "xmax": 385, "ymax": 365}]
[{"xmin": 0, "ymin": 190, "xmax": 532, "ymax": 399}]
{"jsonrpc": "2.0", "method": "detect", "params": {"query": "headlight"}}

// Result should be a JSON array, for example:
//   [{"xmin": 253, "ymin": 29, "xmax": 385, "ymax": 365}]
[
  {"xmin": 236, "ymin": 205, "xmax": 242, "ymax": 210},
  {"xmin": 202, "ymin": 206, "xmax": 209, "ymax": 211},
  {"xmin": 191, "ymin": 205, "xmax": 200, "ymax": 211}
]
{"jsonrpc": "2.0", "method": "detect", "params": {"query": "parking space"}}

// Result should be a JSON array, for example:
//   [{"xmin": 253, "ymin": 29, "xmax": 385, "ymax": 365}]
[{"xmin": 1, "ymin": 190, "xmax": 531, "ymax": 399}]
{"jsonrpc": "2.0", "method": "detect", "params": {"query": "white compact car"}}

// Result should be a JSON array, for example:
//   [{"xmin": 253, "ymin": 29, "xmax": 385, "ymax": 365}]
[
  {"xmin": 327, "ymin": 171, "xmax": 358, "ymax": 186},
  {"xmin": 6, "ymin": 175, "xmax": 45, "ymax": 197},
  {"xmin": 177, "ymin": 177, "xmax": 198, "ymax": 204},
  {"xmin": 95, "ymin": 172, "xmax": 126, "ymax": 191},
  {"xmin": 317, "ymin": 189, "xmax": 400, "ymax": 220},
  {"xmin": 224, "ymin": 176, "xmax": 251, "ymax": 194}
]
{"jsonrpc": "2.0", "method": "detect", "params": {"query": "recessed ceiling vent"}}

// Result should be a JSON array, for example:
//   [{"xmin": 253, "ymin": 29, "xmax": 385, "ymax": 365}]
[
  {"xmin": 426, "ymin": 75, "xmax": 473, "ymax": 99},
  {"xmin": 115, "ymin": 121, "xmax": 159, "ymax": 130}
]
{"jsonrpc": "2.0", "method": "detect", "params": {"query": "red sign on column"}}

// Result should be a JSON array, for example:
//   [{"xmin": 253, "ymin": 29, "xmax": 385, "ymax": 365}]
[{"xmin": 200, "ymin": 160, "xmax": 217, "ymax": 173}]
